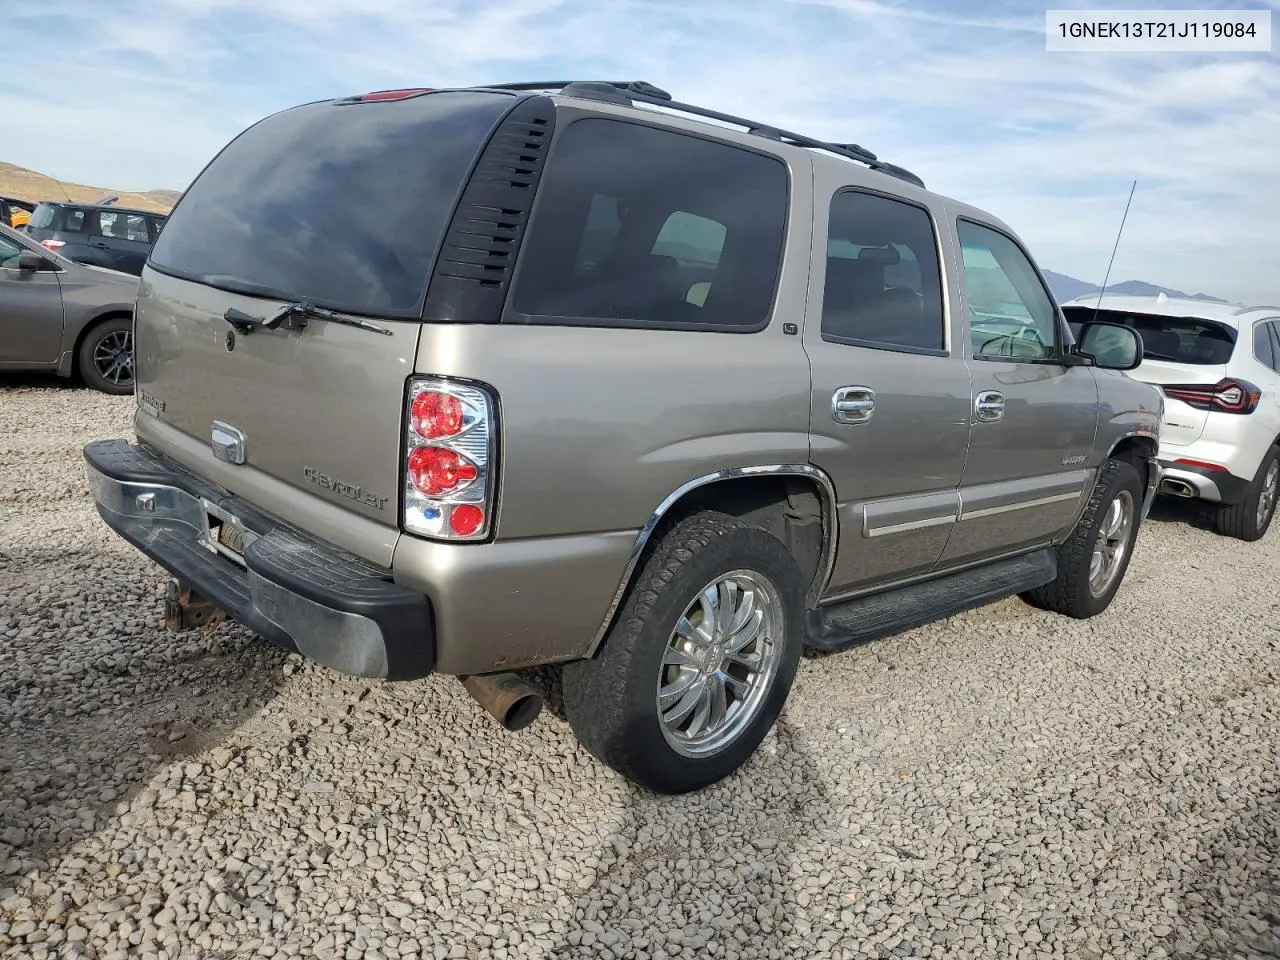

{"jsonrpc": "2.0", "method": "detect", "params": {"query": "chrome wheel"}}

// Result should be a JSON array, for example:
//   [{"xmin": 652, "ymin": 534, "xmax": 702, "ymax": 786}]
[
  {"xmin": 1256, "ymin": 459, "xmax": 1279, "ymax": 530},
  {"xmin": 657, "ymin": 570, "xmax": 783, "ymax": 758},
  {"xmin": 1089, "ymin": 489, "xmax": 1135, "ymax": 597},
  {"xmin": 93, "ymin": 329, "xmax": 133, "ymax": 387}
]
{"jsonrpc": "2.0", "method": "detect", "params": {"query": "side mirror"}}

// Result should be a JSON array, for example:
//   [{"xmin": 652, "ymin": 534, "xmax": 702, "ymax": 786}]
[
  {"xmin": 17, "ymin": 250, "xmax": 47, "ymax": 271},
  {"xmin": 1075, "ymin": 320, "xmax": 1143, "ymax": 371}
]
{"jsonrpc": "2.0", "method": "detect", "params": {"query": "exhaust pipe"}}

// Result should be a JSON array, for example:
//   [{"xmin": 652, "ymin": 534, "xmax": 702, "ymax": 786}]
[
  {"xmin": 459, "ymin": 672, "xmax": 543, "ymax": 732},
  {"xmin": 1160, "ymin": 478, "xmax": 1196, "ymax": 499}
]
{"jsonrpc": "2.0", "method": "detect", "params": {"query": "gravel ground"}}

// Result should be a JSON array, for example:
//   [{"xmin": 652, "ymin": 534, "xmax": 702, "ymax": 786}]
[{"xmin": 1, "ymin": 375, "xmax": 1277, "ymax": 960}]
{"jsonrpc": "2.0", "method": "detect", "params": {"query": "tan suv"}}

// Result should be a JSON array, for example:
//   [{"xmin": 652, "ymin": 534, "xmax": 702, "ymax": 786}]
[{"xmin": 84, "ymin": 81, "xmax": 1162, "ymax": 793}]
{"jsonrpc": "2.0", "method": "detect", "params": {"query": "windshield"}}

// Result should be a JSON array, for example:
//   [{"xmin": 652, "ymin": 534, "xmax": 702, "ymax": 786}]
[
  {"xmin": 1063, "ymin": 306, "xmax": 1236, "ymax": 365},
  {"xmin": 148, "ymin": 90, "xmax": 515, "ymax": 318}
]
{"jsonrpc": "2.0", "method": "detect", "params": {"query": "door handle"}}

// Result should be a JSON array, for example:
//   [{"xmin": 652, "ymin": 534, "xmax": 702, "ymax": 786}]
[
  {"xmin": 89, "ymin": 241, "xmax": 109, "ymax": 249},
  {"xmin": 974, "ymin": 390, "xmax": 1005, "ymax": 422},
  {"xmin": 833, "ymin": 386, "xmax": 876, "ymax": 424}
]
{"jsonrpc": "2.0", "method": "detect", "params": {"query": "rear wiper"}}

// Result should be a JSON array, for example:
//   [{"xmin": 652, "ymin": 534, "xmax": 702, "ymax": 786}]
[
  {"xmin": 201, "ymin": 274, "xmax": 392, "ymax": 337},
  {"xmin": 223, "ymin": 301, "xmax": 392, "ymax": 337}
]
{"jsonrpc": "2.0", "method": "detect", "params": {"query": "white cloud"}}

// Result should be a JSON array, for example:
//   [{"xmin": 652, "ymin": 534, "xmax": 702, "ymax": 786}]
[{"xmin": 6, "ymin": 0, "xmax": 1277, "ymax": 302}]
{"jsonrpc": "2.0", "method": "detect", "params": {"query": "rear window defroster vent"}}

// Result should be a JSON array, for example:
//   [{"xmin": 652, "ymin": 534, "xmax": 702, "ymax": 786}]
[{"xmin": 424, "ymin": 96, "xmax": 557, "ymax": 324}]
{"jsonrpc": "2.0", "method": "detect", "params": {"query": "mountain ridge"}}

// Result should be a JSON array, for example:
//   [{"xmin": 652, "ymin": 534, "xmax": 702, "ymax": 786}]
[{"xmin": 1042, "ymin": 269, "xmax": 1229, "ymax": 305}]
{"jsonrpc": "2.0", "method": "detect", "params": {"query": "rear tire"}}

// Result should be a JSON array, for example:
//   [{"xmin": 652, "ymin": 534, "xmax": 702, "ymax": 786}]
[
  {"xmin": 562, "ymin": 511, "xmax": 804, "ymax": 795},
  {"xmin": 1213, "ymin": 447, "xmax": 1280, "ymax": 541},
  {"xmin": 77, "ymin": 316, "xmax": 134, "ymax": 395},
  {"xmin": 1021, "ymin": 457, "xmax": 1144, "ymax": 619}
]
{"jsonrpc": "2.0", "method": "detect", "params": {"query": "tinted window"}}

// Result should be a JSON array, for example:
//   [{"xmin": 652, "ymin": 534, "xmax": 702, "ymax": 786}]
[
  {"xmin": 99, "ymin": 212, "xmax": 150, "ymax": 242},
  {"xmin": 29, "ymin": 204, "xmax": 56, "ymax": 231},
  {"xmin": 511, "ymin": 118, "xmax": 788, "ymax": 331},
  {"xmin": 821, "ymin": 191, "xmax": 944, "ymax": 352},
  {"xmin": 0, "ymin": 233, "xmax": 22, "ymax": 268},
  {"xmin": 958, "ymin": 219, "xmax": 1058, "ymax": 360},
  {"xmin": 64, "ymin": 209, "xmax": 87, "ymax": 233},
  {"xmin": 1061, "ymin": 307, "xmax": 1236, "ymax": 365},
  {"xmin": 1269, "ymin": 322, "xmax": 1280, "ymax": 370},
  {"xmin": 149, "ymin": 91, "xmax": 515, "ymax": 318},
  {"xmin": 1255, "ymin": 322, "xmax": 1276, "ymax": 370}
]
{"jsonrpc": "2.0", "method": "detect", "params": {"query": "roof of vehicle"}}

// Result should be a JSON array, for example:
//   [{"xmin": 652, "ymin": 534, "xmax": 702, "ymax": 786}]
[
  {"xmin": 349, "ymin": 80, "xmax": 932, "ymax": 190},
  {"xmin": 1061, "ymin": 293, "xmax": 1280, "ymax": 328},
  {"xmin": 0, "ymin": 195, "xmax": 35, "ymax": 208},
  {"xmin": 33, "ymin": 199, "xmax": 161, "ymax": 217}
]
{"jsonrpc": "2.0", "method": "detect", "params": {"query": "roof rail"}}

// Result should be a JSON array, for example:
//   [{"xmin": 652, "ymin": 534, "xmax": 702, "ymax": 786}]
[
  {"xmin": 475, "ymin": 80, "xmax": 925, "ymax": 189},
  {"xmin": 1233, "ymin": 304, "xmax": 1280, "ymax": 315}
]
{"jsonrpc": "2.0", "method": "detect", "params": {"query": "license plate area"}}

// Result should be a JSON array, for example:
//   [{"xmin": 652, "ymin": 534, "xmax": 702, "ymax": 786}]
[{"xmin": 197, "ymin": 499, "xmax": 259, "ymax": 567}]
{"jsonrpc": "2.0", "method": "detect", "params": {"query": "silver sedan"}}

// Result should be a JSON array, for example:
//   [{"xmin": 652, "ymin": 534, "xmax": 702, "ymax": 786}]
[{"xmin": 0, "ymin": 222, "xmax": 139, "ymax": 394}]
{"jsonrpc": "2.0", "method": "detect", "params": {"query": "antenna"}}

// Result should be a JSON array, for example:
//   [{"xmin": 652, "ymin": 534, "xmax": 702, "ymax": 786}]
[
  {"xmin": 43, "ymin": 171, "xmax": 74, "ymax": 204},
  {"xmin": 1092, "ymin": 179, "xmax": 1137, "ymax": 322}
]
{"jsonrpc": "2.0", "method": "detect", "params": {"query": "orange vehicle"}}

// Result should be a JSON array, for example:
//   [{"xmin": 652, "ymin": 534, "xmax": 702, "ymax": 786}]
[{"xmin": 0, "ymin": 196, "xmax": 35, "ymax": 229}]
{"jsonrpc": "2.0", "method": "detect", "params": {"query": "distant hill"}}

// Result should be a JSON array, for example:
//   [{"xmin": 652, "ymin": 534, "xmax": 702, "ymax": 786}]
[
  {"xmin": 0, "ymin": 162, "xmax": 178, "ymax": 214},
  {"xmin": 1042, "ymin": 269, "xmax": 1228, "ymax": 305}
]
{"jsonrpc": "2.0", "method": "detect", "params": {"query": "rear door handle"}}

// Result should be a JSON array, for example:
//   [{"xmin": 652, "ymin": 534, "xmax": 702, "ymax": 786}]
[
  {"xmin": 88, "ymin": 241, "xmax": 109, "ymax": 249},
  {"xmin": 833, "ymin": 386, "xmax": 876, "ymax": 424},
  {"xmin": 974, "ymin": 390, "xmax": 1006, "ymax": 422}
]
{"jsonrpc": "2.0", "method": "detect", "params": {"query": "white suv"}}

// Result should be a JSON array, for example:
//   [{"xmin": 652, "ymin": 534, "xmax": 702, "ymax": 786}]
[{"xmin": 1064, "ymin": 293, "xmax": 1280, "ymax": 541}]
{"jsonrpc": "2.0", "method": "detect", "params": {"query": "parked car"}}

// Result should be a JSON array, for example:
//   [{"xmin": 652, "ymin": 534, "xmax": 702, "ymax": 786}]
[
  {"xmin": 83, "ymin": 80, "xmax": 1162, "ymax": 794},
  {"xmin": 1064, "ymin": 293, "xmax": 1280, "ymax": 540},
  {"xmin": 24, "ymin": 201, "xmax": 167, "ymax": 276},
  {"xmin": 0, "ymin": 222, "xmax": 139, "ymax": 393},
  {"xmin": 0, "ymin": 195, "xmax": 34, "ymax": 230}
]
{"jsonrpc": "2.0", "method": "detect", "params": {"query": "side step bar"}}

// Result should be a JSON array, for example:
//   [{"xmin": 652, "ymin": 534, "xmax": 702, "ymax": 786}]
[{"xmin": 805, "ymin": 548, "xmax": 1057, "ymax": 652}]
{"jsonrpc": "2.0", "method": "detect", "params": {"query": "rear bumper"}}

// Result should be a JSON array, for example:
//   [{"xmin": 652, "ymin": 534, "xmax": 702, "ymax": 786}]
[
  {"xmin": 84, "ymin": 439, "xmax": 435, "ymax": 680},
  {"xmin": 1156, "ymin": 460, "xmax": 1250, "ymax": 505}
]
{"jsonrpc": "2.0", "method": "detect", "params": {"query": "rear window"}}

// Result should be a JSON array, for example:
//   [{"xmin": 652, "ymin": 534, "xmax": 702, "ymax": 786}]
[
  {"xmin": 510, "ymin": 118, "xmax": 789, "ymax": 331},
  {"xmin": 1063, "ymin": 307, "xmax": 1236, "ymax": 365},
  {"xmin": 29, "ymin": 204, "xmax": 59, "ymax": 231},
  {"xmin": 148, "ymin": 91, "xmax": 516, "ymax": 318}
]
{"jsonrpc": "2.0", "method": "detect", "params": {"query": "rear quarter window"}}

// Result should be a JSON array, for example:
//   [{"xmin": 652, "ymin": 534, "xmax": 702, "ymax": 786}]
[{"xmin": 509, "ymin": 118, "xmax": 789, "ymax": 332}]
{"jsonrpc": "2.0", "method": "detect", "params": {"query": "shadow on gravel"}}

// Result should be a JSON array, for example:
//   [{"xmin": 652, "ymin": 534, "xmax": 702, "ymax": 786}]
[
  {"xmin": 0, "ymin": 541, "xmax": 288, "ymax": 900},
  {"xmin": 1143, "ymin": 494, "xmax": 1217, "ymax": 533},
  {"xmin": 1166, "ymin": 796, "xmax": 1280, "ymax": 960},
  {"xmin": 539, "ymin": 716, "xmax": 830, "ymax": 958},
  {"xmin": 0, "ymin": 372, "xmax": 89, "ymax": 393}
]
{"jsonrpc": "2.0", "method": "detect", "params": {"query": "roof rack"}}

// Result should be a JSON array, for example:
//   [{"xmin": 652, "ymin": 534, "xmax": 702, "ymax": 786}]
[
  {"xmin": 1233, "ymin": 304, "xmax": 1280, "ymax": 315},
  {"xmin": 476, "ymin": 80, "xmax": 925, "ymax": 189}
]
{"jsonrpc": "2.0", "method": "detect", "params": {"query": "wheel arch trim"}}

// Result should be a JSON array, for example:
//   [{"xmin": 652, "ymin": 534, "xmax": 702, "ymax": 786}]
[
  {"xmin": 584, "ymin": 464, "xmax": 839, "ymax": 658},
  {"xmin": 1104, "ymin": 430, "xmax": 1161, "ymax": 520}
]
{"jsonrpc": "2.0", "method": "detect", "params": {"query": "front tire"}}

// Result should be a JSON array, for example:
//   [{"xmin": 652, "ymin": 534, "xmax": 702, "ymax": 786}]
[
  {"xmin": 1021, "ymin": 457, "xmax": 1144, "ymax": 619},
  {"xmin": 1213, "ymin": 447, "xmax": 1280, "ymax": 542},
  {"xmin": 563, "ymin": 511, "xmax": 804, "ymax": 794},
  {"xmin": 77, "ymin": 316, "xmax": 134, "ymax": 395}
]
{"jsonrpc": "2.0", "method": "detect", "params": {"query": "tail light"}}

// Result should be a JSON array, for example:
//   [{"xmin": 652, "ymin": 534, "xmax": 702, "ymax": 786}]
[
  {"xmin": 402, "ymin": 378, "xmax": 497, "ymax": 541},
  {"xmin": 1172, "ymin": 458, "xmax": 1226, "ymax": 472},
  {"xmin": 40, "ymin": 239, "xmax": 65, "ymax": 251},
  {"xmin": 1162, "ymin": 378, "xmax": 1261, "ymax": 414}
]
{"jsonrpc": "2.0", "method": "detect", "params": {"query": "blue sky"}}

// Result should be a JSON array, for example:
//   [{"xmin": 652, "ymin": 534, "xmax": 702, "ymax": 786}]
[{"xmin": 6, "ymin": 0, "xmax": 1278, "ymax": 302}]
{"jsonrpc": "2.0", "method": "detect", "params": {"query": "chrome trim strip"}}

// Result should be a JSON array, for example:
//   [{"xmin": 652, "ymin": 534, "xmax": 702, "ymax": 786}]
[
  {"xmin": 585, "ymin": 463, "xmax": 839, "ymax": 657},
  {"xmin": 959, "ymin": 491, "xmax": 1082, "ymax": 521},
  {"xmin": 864, "ymin": 513, "xmax": 956, "ymax": 538}
]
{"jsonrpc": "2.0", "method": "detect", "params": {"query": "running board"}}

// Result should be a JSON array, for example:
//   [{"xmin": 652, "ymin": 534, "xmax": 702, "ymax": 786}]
[{"xmin": 805, "ymin": 549, "xmax": 1057, "ymax": 652}]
